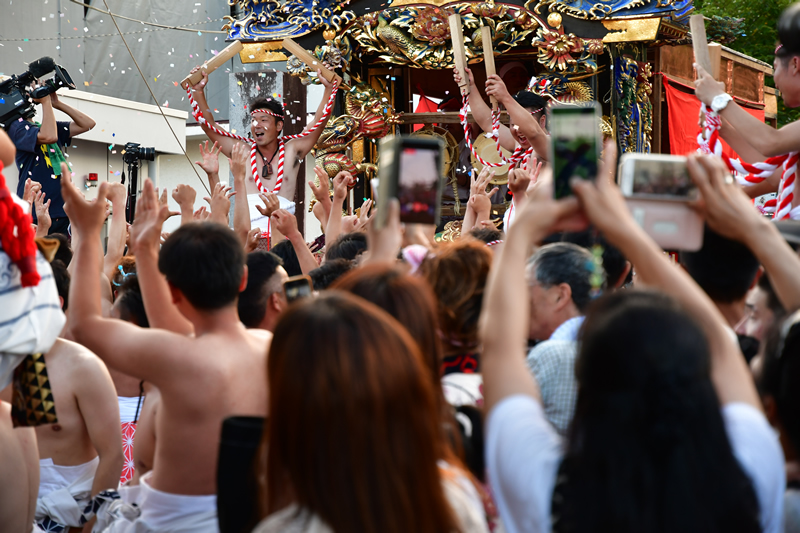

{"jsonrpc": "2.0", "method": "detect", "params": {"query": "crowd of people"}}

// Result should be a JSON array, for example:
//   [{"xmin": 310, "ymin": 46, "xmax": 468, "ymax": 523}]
[{"xmin": 2, "ymin": 3, "xmax": 800, "ymax": 533}]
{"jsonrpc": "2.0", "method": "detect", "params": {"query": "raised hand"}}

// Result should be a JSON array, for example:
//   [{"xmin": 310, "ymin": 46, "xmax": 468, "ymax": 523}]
[
  {"xmin": 271, "ymin": 209, "xmax": 300, "ymax": 238},
  {"xmin": 244, "ymin": 227, "xmax": 261, "ymax": 253},
  {"xmin": 453, "ymin": 66, "xmax": 476, "ymax": 88},
  {"xmin": 694, "ymin": 64, "xmax": 727, "ymax": 107},
  {"xmin": 172, "ymin": 184, "xmax": 197, "ymax": 210},
  {"xmin": 193, "ymin": 206, "xmax": 210, "ymax": 221},
  {"xmin": 190, "ymin": 67, "xmax": 209, "ymax": 92},
  {"xmin": 508, "ymin": 168, "xmax": 531, "ymax": 198},
  {"xmin": 310, "ymin": 166, "xmax": 332, "ymax": 203},
  {"xmin": 205, "ymin": 183, "xmax": 235, "ymax": 225},
  {"xmin": 256, "ymin": 192, "xmax": 280, "ymax": 217},
  {"xmin": 195, "ymin": 140, "xmax": 221, "ymax": 176},
  {"xmin": 106, "ymin": 181, "xmax": 127, "ymax": 209},
  {"xmin": 317, "ymin": 69, "xmax": 335, "ymax": 90},
  {"xmin": 355, "ymin": 198, "xmax": 373, "ymax": 232},
  {"xmin": 61, "ymin": 162, "xmax": 110, "ymax": 236},
  {"xmin": 470, "ymin": 166, "xmax": 499, "ymax": 201},
  {"xmin": 23, "ymin": 178, "xmax": 41, "ymax": 205},
  {"xmin": 365, "ymin": 199, "xmax": 402, "ymax": 265},
  {"xmin": 34, "ymin": 191, "xmax": 51, "ymax": 237},
  {"xmin": 129, "ymin": 179, "xmax": 174, "ymax": 254},
  {"xmin": 332, "ymin": 170, "xmax": 352, "ymax": 202},
  {"xmin": 485, "ymin": 74, "xmax": 511, "ymax": 104},
  {"xmin": 229, "ymin": 142, "xmax": 250, "ymax": 181}
]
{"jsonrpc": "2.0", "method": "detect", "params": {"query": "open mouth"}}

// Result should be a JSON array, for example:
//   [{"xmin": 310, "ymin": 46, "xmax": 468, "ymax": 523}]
[{"xmin": 255, "ymin": 132, "xmax": 265, "ymax": 140}]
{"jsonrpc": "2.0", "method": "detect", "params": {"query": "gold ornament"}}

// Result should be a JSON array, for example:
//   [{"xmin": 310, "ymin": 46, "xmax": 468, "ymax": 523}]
[
  {"xmin": 547, "ymin": 12, "xmax": 563, "ymax": 29},
  {"xmin": 323, "ymin": 29, "xmax": 336, "ymax": 41}
]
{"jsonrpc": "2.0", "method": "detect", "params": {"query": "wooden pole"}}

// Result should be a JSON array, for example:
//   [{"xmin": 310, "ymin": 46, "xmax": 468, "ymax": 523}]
[
  {"xmin": 180, "ymin": 40, "xmax": 243, "ymax": 89},
  {"xmin": 449, "ymin": 14, "xmax": 470, "ymax": 96},
  {"xmin": 281, "ymin": 38, "xmax": 343, "ymax": 85},
  {"xmin": 690, "ymin": 15, "xmax": 715, "ymax": 79},
  {"xmin": 481, "ymin": 26, "xmax": 498, "ymax": 110}
]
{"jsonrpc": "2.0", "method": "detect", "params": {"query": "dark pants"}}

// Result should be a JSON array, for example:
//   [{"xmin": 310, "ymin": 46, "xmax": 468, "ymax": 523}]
[{"xmin": 47, "ymin": 217, "xmax": 70, "ymax": 238}]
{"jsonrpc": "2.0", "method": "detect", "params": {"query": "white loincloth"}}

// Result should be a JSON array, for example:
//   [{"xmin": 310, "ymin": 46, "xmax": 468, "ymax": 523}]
[
  {"xmin": 118, "ymin": 396, "xmax": 143, "ymax": 425},
  {"xmin": 0, "ymin": 249, "xmax": 65, "ymax": 389},
  {"xmin": 36, "ymin": 456, "xmax": 99, "ymax": 528},
  {"xmin": 247, "ymin": 193, "xmax": 294, "ymax": 233},
  {"xmin": 93, "ymin": 471, "xmax": 218, "ymax": 532}
]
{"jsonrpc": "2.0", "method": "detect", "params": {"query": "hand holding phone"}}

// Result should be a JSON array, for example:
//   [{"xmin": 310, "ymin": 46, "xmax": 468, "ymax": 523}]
[{"xmin": 548, "ymin": 103, "xmax": 602, "ymax": 199}]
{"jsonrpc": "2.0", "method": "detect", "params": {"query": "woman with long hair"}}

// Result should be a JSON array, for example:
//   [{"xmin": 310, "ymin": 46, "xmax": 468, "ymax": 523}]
[
  {"xmin": 480, "ymin": 147, "xmax": 783, "ymax": 533},
  {"xmin": 254, "ymin": 292, "xmax": 489, "ymax": 533}
]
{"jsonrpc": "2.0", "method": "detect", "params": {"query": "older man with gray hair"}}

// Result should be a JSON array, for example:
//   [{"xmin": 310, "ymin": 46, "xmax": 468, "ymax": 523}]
[{"xmin": 525, "ymin": 242, "xmax": 606, "ymax": 436}]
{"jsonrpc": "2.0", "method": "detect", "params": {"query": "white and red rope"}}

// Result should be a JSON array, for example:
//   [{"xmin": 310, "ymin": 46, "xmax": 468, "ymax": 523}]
[
  {"xmin": 698, "ymin": 104, "xmax": 800, "ymax": 220},
  {"xmin": 459, "ymin": 92, "xmax": 534, "ymax": 171},
  {"xmin": 187, "ymin": 82, "xmax": 339, "ymax": 240}
]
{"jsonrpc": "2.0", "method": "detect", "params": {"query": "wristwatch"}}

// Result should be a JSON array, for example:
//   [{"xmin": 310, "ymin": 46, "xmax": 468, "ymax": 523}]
[{"xmin": 710, "ymin": 93, "xmax": 733, "ymax": 114}]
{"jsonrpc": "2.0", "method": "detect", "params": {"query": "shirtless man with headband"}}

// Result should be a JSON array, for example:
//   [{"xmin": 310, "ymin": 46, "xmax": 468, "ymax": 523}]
[{"xmin": 188, "ymin": 68, "xmax": 336, "ymax": 240}]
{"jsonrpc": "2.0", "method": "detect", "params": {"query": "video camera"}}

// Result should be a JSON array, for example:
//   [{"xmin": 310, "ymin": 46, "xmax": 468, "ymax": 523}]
[{"xmin": 0, "ymin": 57, "xmax": 76, "ymax": 128}]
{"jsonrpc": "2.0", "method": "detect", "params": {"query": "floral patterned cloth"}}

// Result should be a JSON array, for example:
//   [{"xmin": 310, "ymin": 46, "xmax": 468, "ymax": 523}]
[{"xmin": 120, "ymin": 422, "xmax": 137, "ymax": 484}]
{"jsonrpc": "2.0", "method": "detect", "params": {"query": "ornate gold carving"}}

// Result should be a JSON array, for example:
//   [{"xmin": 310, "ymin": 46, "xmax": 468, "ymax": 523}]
[
  {"xmin": 602, "ymin": 18, "xmax": 661, "ymax": 43},
  {"xmin": 547, "ymin": 12, "xmax": 563, "ymax": 29},
  {"xmin": 239, "ymin": 42, "xmax": 287, "ymax": 63}
]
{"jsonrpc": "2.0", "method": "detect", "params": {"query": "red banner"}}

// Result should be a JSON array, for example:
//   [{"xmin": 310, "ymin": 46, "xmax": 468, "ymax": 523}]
[{"xmin": 663, "ymin": 76, "xmax": 764, "ymax": 158}]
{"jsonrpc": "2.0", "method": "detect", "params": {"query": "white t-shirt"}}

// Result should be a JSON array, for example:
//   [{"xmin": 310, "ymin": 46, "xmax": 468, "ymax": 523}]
[{"xmin": 486, "ymin": 395, "xmax": 785, "ymax": 533}]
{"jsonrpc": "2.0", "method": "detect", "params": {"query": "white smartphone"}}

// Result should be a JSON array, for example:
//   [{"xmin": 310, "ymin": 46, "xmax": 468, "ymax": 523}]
[{"xmin": 619, "ymin": 153, "xmax": 703, "ymax": 251}]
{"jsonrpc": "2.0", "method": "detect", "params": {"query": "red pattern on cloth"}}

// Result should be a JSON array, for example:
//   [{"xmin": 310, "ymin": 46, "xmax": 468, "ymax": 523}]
[{"xmin": 120, "ymin": 422, "xmax": 137, "ymax": 484}]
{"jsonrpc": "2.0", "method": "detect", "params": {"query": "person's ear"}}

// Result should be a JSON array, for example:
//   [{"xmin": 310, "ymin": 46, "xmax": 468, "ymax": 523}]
[
  {"xmin": 59, "ymin": 296, "xmax": 65, "ymax": 311},
  {"xmin": 167, "ymin": 282, "xmax": 183, "ymax": 306},
  {"xmin": 553, "ymin": 283, "xmax": 572, "ymax": 310},
  {"xmin": 539, "ymin": 114, "xmax": 547, "ymax": 130},
  {"xmin": 239, "ymin": 265, "xmax": 249, "ymax": 293},
  {"xmin": 614, "ymin": 261, "xmax": 632, "ymax": 289},
  {"xmin": 762, "ymin": 394, "xmax": 779, "ymax": 427},
  {"xmin": 270, "ymin": 291, "xmax": 285, "ymax": 313}
]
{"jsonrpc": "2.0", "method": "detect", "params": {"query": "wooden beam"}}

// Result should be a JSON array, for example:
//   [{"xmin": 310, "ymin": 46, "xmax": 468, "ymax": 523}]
[
  {"xmin": 690, "ymin": 15, "xmax": 714, "ymax": 78},
  {"xmin": 449, "ymin": 14, "xmax": 469, "ymax": 95},
  {"xmin": 399, "ymin": 111, "xmax": 509, "ymax": 124},
  {"xmin": 481, "ymin": 26, "xmax": 498, "ymax": 110},
  {"xmin": 181, "ymin": 40, "xmax": 243, "ymax": 90},
  {"xmin": 281, "ymin": 38, "xmax": 343, "ymax": 85}
]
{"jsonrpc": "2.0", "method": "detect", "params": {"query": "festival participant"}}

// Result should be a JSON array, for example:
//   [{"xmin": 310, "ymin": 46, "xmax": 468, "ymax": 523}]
[
  {"xmin": 188, "ymin": 68, "xmax": 336, "ymax": 237},
  {"xmin": 309, "ymin": 258, "xmax": 354, "ymax": 290},
  {"xmin": 525, "ymin": 242, "xmax": 605, "ymax": 436},
  {"xmin": 254, "ymin": 292, "xmax": 490, "ymax": 532},
  {"xmin": 238, "ymin": 251, "xmax": 289, "ymax": 331},
  {"xmin": 694, "ymin": 3, "xmax": 800, "ymax": 218},
  {"xmin": 7, "ymin": 89, "xmax": 95, "ymax": 235},
  {"xmin": 421, "ymin": 240, "xmax": 492, "ymax": 408},
  {"xmin": 63, "ymin": 168, "xmax": 271, "ymax": 532},
  {"xmin": 0, "ymin": 128, "xmax": 64, "ymax": 533},
  {"xmin": 480, "ymin": 145, "xmax": 784, "ymax": 532}
]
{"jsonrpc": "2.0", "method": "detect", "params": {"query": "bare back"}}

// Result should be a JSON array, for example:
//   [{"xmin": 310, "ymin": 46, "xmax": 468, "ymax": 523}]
[
  {"xmin": 36, "ymin": 338, "xmax": 106, "ymax": 466},
  {"xmin": 0, "ymin": 402, "xmax": 38, "ymax": 533},
  {"xmin": 148, "ymin": 327, "xmax": 270, "ymax": 495}
]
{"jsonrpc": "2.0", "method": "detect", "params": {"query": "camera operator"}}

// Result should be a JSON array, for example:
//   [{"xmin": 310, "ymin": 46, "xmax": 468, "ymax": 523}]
[{"xmin": 8, "ymin": 89, "xmax": 95, "ymax": 236}]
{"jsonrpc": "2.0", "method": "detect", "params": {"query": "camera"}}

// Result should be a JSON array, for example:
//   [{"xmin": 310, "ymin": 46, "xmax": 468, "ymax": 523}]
[
  {"xmin": 0, "ymin": 57, "xmax": 76, "ymax": 128},
  {"xmin": 122, "ymin": 143, "xmax": 155, "ymax": 164}
]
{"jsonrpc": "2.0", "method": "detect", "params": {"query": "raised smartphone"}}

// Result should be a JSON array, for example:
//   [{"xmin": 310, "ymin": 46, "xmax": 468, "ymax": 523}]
[
  {"xmin": 283, "ymin": 275, "xmax": 313, "ymax": 303},
  {"xmin": 375, "ymin": 135, "xmax": 444, "ymax": 229},
  {"xmin": 548, "ymin": 103, "xmax": 602, "ymax": 199}
]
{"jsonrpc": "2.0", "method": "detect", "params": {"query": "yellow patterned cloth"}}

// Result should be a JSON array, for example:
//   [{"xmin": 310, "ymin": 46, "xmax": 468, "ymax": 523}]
[{"xmin": 12, "ymin": 352, "xmax": 58, "ymax": 427}]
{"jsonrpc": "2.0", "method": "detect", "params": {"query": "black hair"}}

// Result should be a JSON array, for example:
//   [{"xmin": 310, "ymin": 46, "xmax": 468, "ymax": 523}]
[
  {"xmin": 759, "ymin": 311, "xmax": 800, "ymax": 456},
  {"xmin": 309, "ymin": 259, "xmax": 354, "ymax": 291},
  {"xmin": 50, "ymin": 259, "xmax": 70, "ymax": 311},
  {"xmin": 554, "ymin": 290, "xmax": 761, "ymax": 533},
  {"xmin": 158, "ymin": 222, "xmax": 245, "ymax": 311},
  {"xmin": 469, "ymin": 226, "xmax": 503, "ymax": 244},
  {"xmin": 758, "ymin": 274, "xmax": 785, "ymax": 317},
  {"xmin": 777, "ymin": 3, "xmax": 800, "ymax": 59},
  {"xmin": 238, "ymin": 251, "xmax": 284, "ymax": 329},
  {"xmin": 681, "ymin": 226, "xmax": 759, "ymax": 304},
  {"xmin": 50, "ymin": 233, "xmax": 73, "ymax": 266},
  {"xmin": 250, "ymin": 99, "xmax": 285, "ymax": 130},
  {"xmin": 325, "ymin": 232, "xmax": 367, "ymax": 262},
  {"xmin": 271, "ymin": 239, "xmax": 303, "ymax": 277},
  {"xmin": 115, "ymin": 275, "xmax": 149, "ymax": 328},
  {"xmin": 512, "ymin": 90, "xmax": 548, "ymax": 115},
  {"xmin": 528, "ymin": 242, "xmax": 604, "ymax": 312},
  {"xmin": 561, "ymin": 230, "xmax": 628, "ymax": 289}
]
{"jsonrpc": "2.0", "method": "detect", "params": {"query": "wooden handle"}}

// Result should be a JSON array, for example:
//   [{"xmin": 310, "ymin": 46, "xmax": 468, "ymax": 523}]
[
  {"xmin": 481, "ymin": 26, "xmax": 497, "ymax": 110},
  {"xmin": 180, "ymin": 40, "xmax": 243, "ymax": 90},
  {"xmin": 449, "ymin": 14, "xmax": 470, "ymax": 96},
  {"xmin": 281, "ymin": 38, "xmax": 343, "ymax": 84},
  {"xmin": 708, "ymin": 43, "xmax": 722, "ymax": 81},
  {"xmin": 690, "ymin": 15, "xmax": 715, "ymax": 79}
]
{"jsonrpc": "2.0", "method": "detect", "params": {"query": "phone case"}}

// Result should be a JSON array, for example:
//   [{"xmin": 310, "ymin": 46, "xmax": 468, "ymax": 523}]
[{"xmin": 626, "ymin": 199, "xmax": 704, "ymax": 252}]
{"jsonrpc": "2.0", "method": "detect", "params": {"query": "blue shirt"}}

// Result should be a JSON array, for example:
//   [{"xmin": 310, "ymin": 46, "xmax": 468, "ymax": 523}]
[{"xmin": 9, "ymin": 119, "xmax": 72, "ymax": 218}]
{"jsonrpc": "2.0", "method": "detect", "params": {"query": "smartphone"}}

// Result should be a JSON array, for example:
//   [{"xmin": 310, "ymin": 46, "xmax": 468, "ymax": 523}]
[
  {"xmin": 283, "ymin": 275, "xmax": 313, "ymax": 303},
  {"xmin": 548, "ymin": 103, "xmax": 602, "ymax": 199},
  {"xmin": 375, "ymin": 135, "xmax": 444, "ymax": 229},
  {"xmin": 618, "ymin": 153, "xmax": 698, "ymax": 200},
  {"xmin": 619, "ymin": 154, "xmax": 704, "ymax": 251}
]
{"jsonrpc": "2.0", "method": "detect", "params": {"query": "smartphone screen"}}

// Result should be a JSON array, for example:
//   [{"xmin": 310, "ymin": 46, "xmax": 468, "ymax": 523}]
[
  {"xmin": 630, "ymin": 157, "xmax": 697, "ymax": 200},
  {"xmin": 397, "ymin": 146, "xmax": 439, "ymax": 224},
  {"xmin": 549, "ymin": 105, "xmax": 601, "ymax": 199},
  {"xmin": 283, "ymin": 275, "xmax": 312, "ymax": 303}
]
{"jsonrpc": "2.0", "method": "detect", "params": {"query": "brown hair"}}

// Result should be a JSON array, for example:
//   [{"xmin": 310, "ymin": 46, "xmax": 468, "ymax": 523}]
[
  {"xmin": 420, "ymin": 240, "xmax": 493, "ymax": 353},
  {"xmin": 263, "ymin": 291, "xmax": 460, "ymax": 533}
]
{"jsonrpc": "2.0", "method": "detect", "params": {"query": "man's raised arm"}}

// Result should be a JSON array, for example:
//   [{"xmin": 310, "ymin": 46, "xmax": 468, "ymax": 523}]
[
  {"xmin": 454, "ymin": 67, "xmax": 517, "ymax": 152},
  {"xmin": 486, "ymin": 75, "xmax": 550, "ymax": 159},
  {"xmin": 286, "ymin": 71, "xmax": 336, "ymax": 156},
  {"xmin": 62, "ymin": 164, "xmax": 190, "ymax": 385},
  {"xmin": 189, "ymin": 69, "xmax": 237, "ymax": 157},
  {"xmin": 50, "ymin": 92, "xmax": 95, "ymax": 137}
]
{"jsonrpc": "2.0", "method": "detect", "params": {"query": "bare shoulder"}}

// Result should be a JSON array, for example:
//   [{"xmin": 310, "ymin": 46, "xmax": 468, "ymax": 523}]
[
  {"xmin": 246, "ymin": 328, "xmax": 273, "ymax": 343},
  {"xmin": 49, "ymin": 338, "xmax": 110, "ymax": 376}
]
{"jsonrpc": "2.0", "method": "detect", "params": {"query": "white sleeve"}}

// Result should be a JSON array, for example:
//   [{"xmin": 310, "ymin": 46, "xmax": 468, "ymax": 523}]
[
  {"xmin": 722, "ymin": 403, "xmax": 786, "ymax": 533},
  {"xmin": 486, "ymin": 395, "xmax": 563, "ymax": 533}
]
